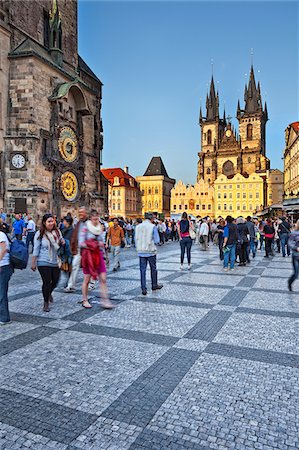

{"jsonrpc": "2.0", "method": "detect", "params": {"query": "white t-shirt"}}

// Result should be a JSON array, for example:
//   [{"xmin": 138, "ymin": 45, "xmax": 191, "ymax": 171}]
[
  {"xmin": 26, "ymin": 219, "xmax": 36, "ymax": 232},
  {"xmin": 0, "ymin": 231, "xmax": 10, "ymax": 267}
]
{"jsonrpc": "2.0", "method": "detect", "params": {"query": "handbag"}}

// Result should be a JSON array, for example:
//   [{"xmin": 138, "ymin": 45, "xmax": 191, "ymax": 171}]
[{"xmin": 189, "ymin": 228, "xmax": 196, "ymax": 240}]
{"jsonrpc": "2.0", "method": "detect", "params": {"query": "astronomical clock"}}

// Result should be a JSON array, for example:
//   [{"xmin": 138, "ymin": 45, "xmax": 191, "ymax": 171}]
[
  {"xmin": 57, "ymin": 126, "xmax": 80, "ymax": 204},
  {"xmin": 58, "ymin": 127, "xmax": 78, "ymax": 163}
]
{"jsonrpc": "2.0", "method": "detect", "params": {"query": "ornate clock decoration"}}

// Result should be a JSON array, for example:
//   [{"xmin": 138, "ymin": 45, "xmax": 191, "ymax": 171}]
[
  {"xmin": 61, "ymin": 171, "xmax": 78, "ymax": 201},
  {"xmin": 11, "ymin": 154, "xmax": 26, "ymax": 169},
  {"xmin": 58, "ymin": 126, "xmax": 78, "ymax": 162}
]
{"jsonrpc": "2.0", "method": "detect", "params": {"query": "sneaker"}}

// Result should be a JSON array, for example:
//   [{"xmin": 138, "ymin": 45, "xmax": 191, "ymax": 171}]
[
  {"xmin": 89, "ymin": 283, "xmax": 96, "ymax": 291},
  {"xmin": 187, "ymin": 264, "xmax": 191, "ymax": 270},
  {"xmin": 223, "ymin": 268, "xmax": 229, "ymax": 272},
  {"xmin": 230, "ymin": 268, "xmax": 235, "ymax": 271},
  {"xmin": 0, "ymin": 321, "xmax": 11, "ymax": 325},
  {"xmin": 288, "ymin": 280, "xmax": 292, "ymax": 292},
  {"xmin": 113, "ymin": 268, "xmax": 117, "ymax": 272},
  {"xmin": 64, "ymin": 287, "xmax": 76, "ymax": 293},
  {"xmin": 180, "ymin": 264, "xmax": 183, "ymax": 270},
  {"xmin": 142, "ymin": 289, "xmax": 147, "ymax": 296}
]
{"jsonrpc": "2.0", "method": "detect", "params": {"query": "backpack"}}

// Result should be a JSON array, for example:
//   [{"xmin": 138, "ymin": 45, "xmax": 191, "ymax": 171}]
[{"xmin": 9, "ymin": 239, "xmax": 29, "ymax": 269}]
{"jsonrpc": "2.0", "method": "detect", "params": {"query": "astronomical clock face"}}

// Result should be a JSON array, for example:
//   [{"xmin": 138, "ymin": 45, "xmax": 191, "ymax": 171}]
[
  {"xmin": 225, "ymin": 130, "xmax": 232, "ymax": 138},
  {"xmin": 58, "ymin": 127, "xmax": 78, "ymax": 162},
  {"xmin": 61, "ymin": 172, "xmax": 78, "ymax": 201}
]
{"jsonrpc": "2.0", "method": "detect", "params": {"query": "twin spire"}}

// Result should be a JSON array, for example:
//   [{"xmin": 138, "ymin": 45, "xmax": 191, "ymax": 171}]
[{"xmin": 200, "ymin": 65, "xmax": 268, "ymax": 123}]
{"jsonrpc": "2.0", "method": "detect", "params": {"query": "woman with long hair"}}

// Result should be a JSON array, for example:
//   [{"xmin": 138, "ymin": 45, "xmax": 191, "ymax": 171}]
[
  {"xmin": 177, "ymin": 211, "xmax": 193, "ymax": 270},
  {"xmin": 79, "ymin": 209, "xmax": 113, "ymax": 309},
  {"xmin": 288, "ymin": 219, "xmax": 299, "ymax": 292},
  {"xmin": 31, "ymin": 213, "xmax": 64, "ymax": 312}
]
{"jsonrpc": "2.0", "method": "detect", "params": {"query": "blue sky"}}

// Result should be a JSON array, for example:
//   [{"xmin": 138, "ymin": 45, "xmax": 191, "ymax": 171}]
[{"xmin": 78, "ymin": 1, "xmax": 298, "ymax": 183}]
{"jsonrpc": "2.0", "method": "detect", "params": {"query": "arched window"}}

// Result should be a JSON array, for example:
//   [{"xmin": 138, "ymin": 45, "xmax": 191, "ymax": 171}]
[
  {"xmin": 207, "ymin": 167, "xmax": 211, "ymax": 174},
  {"xmin": 148, "ymin": 201, "xmax": 151, "ymax": 209},
  {"xmin": 155, "ymin": 187, "xmax": 158, "ymax": 194},
  {"xmin": 148, "ymin": 188, "xmax": 151, "ymax": 194},
  {"xmin": 207, "ymin": 130, "xmax": 212, "ymax": 145},
  {"xmin": 247, "ymin": 124, "xmax": 253, "ymax": 140},
  {"xmin": 248, "ymin": 157, "xmax": 251, "ymax": 163}
]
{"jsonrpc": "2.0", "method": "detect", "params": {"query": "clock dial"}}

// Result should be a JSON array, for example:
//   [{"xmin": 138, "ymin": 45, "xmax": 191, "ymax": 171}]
[
  {"xmin": 61, "ymin": 172, "xmax": 78, "ymax": 201},
  {"xmin": 12, "ymin": 154, "xmax": 26, "ymax": 169},
  {"xmin": 225, "ymin": 130, "xmax": 232, "ymax": 138},
  {"xmin": 58, "ymin": 127, "xmax": 78, "ymax": 162}
]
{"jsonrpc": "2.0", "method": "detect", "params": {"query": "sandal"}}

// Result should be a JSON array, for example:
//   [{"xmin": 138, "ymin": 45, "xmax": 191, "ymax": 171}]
[
  {"xmin": 82, "ymin": 300, "xmax": 92, "ymax": 309},
  {"xmin": 100, "ymin": 299, "xmax": 115, "ymax": 310}
]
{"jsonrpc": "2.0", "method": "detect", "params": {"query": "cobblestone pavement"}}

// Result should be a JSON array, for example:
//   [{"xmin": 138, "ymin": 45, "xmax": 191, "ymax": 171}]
[{"xmin": 1, "ymin": 242, "xmax": 298, "ymax": 449}]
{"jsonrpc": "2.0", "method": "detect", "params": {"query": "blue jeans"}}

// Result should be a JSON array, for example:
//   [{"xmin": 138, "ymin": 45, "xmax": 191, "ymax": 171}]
[
  {"xmin": 26, "ymin": 232, "xmax": 35, "ymax": 251},
  {"xmin": 180, "ymin": 237, "xmax": 192, "ymax": 264},
  {"xmin": 289, "ymin": 254, "xmax": 299, "ymax": 286},
  {"xmin": 280, "ymin": 233, "xmax": 290, "ymax": 257},
  {"xmin": 0, "ymin": 265, "xmax": 13, "ymax": 323},
  {"xmin": 223, "ymin": 244, "xmax": 236, "ymax": 269},
  {"xmin": 139, "ymin": 255, "xmax": 158, "ymax": 291}
]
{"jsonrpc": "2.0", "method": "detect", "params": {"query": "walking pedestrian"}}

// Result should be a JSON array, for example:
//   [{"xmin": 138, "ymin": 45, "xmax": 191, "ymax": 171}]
[
  {"xmin": 64, "ymin": 206, "xmax": 87, "ymax": 293},
  {"xmin": 236, "ymin": 217, "xmax": 249, "ymax": 266},
  {"xmin": 79, "ymin": 210, "xmax": 113, "ymax": 309},
  {"xmin": 246, "ymin": 216, "xmax": 256, "ymax": 259},
  {"xmin": 177, "ymin": 212, "xmax": 193, "ymax": 270},
  {"xmin": 288, "ymin": 219, "xmax": 299, "ymax": 292},
  {"xmin": 217, "ymin": 218, "xmax": 226, "ymax": 261},
  {"xmin": 135, "ymin": 213, "xmax": 163, "ymax": 295},
  {"xmin": 199, "ymin": 218, "xmax": 209, "ymax": 251},
  {"xmin": 222, "ymin": 216, "xmax": 238, "ymax": 272},
  {"xmin": 12, "ymin": 213, "xmax": 25, "ymax": 240},
  {"xmin": 25, "ymin": 215, "xmax": 36, "ymax": 252},
  {"xmin": 278, "ymin": 217, "xmax": 291, "ymax": 257},
  {"xmin": 264, "ymin": 219, "xmax": 275, "ymax": 258},
  {"xmin": 107, "ymin": 218, "xmax": 125, "ymax": 272},
  {"xmin": 0, "ymin": 222, "xmax": 13, "ymax": 325},
  {"xmin": 31, "ymin": 213, "xmax": 64, "ymax": 312}
]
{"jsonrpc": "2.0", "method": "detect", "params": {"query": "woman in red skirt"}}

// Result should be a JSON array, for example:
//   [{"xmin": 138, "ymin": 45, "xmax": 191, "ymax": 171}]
[{"xmin": 79, "ymin": 210, "xmax": 114, "ymax": 309}]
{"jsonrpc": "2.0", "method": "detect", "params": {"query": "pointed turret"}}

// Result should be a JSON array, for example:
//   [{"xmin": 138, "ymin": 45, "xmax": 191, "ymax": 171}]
[
  {"xmin": 206, "ymin": 76, "xmax": 219, "ymax": 121},
  {"xmin": 223, "ymin": 108, "xmax": 226, "ymax": 125},
  {"xmin": 264, "ymin": 101, "xmax": 268, "ymax": 121},
  {"xmin": 199, "ymin": 106, "xmax": 203, "ymax": 124},
  {"xmin": 236, "ymin": 99, "xmax": 241, "ymax": 119},
  {"xmin": 244, "ymin": 65, "xmax": 261, "ymax": 113}
]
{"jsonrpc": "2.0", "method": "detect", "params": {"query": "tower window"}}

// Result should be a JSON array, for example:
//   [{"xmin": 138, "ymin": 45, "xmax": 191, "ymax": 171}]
[
  {"xmin": 247, "ymin": 123, "xmax": 253, "ymax": 140},
  {"xmin": 207, "ymin": 130, "xmax": 212, "ymax": 145},
  {"xmin": 248, "ymin": 157, "xmax": 251, "ymax": 163},
  {"xmin": 207, "ymin": 168, "xmax": 211, "ymax": 174}
]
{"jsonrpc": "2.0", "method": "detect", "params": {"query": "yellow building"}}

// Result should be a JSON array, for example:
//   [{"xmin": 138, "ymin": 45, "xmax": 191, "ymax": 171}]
[
  {"xmin": 136, "ymin": 157, "xmax": 175, "ymax": 217},
  {"xmin": 283, "ymin": 122, "xmax": 299, "ymax": 216},
  {"xmin": 101, "ymin": 167, "xmax": 142, "ymax": 218},
  {"xmin": 267, "ymin": 169, "xmax": 284, "ymax": 206},
  {"xmin": 171, "ymin": 179, "xmax": 214, "ymax": 216},
  {"xmin": 214, "ymin": 173, "xmax": 264, "ymax": 218}
]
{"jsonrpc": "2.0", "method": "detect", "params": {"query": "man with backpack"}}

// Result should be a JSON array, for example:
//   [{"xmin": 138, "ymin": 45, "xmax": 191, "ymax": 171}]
[{"xmin": 0, "ymin": 222, "xmax": 13, "ymax": 325}]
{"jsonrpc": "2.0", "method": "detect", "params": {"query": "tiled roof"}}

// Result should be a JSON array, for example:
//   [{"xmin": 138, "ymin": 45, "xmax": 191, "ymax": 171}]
[
  {"xmin": 143, "ymin": 157, "xmax": 169, "ymax": 177},
  {"xmin": 101, "ymin": 168, "xmax": 138, "ymax": 188},
  {"xmin": 291, "ymin": 122, "xmax": 299, "ymax": 132}
]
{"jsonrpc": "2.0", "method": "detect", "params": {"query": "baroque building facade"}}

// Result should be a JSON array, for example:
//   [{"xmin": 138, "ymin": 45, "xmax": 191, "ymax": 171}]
[
  {"xmin": 0, "ymin": 0, "xmax": 107, "ymax": 218},
  {"xmin": 136, "ymin": 157, "xmax": 175, "ymax": 217},
  {"xmin": 170, "ymin": 179, "xmax": 214, "ymax": 217},
  {"xmin": 283, "ymin": 122, "xmax": 299, "ymax": 217},
  {"xmin": 196, "ymin": 65, "xmax": 283, "ymax": 215},
  {"xmin": 101, "ymin": 167, "xmax": 142, "ymax": 218}
]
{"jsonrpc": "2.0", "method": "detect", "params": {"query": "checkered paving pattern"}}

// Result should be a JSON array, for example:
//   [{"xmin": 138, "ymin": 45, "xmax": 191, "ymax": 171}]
[{"xmin": 1, "ymin": 242, "xmax": 298, "ymax": 449}]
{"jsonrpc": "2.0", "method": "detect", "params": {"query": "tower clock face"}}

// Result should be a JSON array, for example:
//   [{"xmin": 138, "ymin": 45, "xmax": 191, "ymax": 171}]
[
  {"xmin": 61, "ymin": 172, "xmax": 78, "ymax": 201},
  {"xmin": 11, "ymin": 154, "xmax": 26, "ymax": 169},
  {"xmin": 58, "ymin": 127, "xmax": 78, "ymax": 162},
  {"xmin": 225, "ymin": 130, "xmax": 232, "ymax": 138}
]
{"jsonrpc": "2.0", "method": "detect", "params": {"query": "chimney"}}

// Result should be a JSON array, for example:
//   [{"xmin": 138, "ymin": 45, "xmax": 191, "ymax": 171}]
[{"xmin": 124, "ymin": 166, "xmax": 129, "ymax": 174}]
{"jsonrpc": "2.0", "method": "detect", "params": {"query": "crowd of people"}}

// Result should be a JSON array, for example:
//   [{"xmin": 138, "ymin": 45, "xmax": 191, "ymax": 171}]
[{"xmin": 0, "ymin": 206, "xmax": 298, "ymax": 325}]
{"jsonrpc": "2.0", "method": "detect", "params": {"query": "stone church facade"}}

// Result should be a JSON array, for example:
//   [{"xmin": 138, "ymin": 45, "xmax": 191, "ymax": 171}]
[
  {"xmin": 0, "ymin": 0, "xmax": 108, "ymax": 219},
  {"xmin": 197, "ymin": 65, "xmax": 283, "ymax": 211}
]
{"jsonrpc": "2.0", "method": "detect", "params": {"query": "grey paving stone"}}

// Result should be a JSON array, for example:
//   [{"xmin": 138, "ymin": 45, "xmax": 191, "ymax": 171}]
[
  {"xmin": 8, "ymin": 290, "xmax": 41, "ymax": 302},
  {"xmin": 0, "ymin": 388, "xmax": 97, "ymax": 444},
  {"xmin": 237, "ymin": 276, "xmax": 258, "ymax": 288},
  {"xmin": 0, "ymin": 326, "xmax": 58, "ymax": 356},
  {"xmin": 205, "ymin": 342, "xmax": 299, "ymax": 368},
  {"xmin": 184, "ymin": 310, "xmax": 231, "ymax": 341},
  {"xmin": 134, "ymin": 296, "xmax": 214, "ymax": 310},
  {"xmin": 236, "ymin": 307, "xmax": 299, "ymax": 319},
  {"xmin": 129, "ymin": 428, "xmax": 209, "ymax": 449},
  {"xmin": 248, "ymin": 268, "xmax": 266, "ymax": 276},
  {"xmin": 69, "ymin": 322, "xmax": 178, "ymax": 346},
  {"xmin": 219, "ymin": 289, "xmax": 248, "ymax": 306},
  {"xmin": 10, "ymin": 312, "xmax": 54, "ymax": 325},
  {"xmin": 101, "ymin": 348, "xmax": 199, "ymax": 426}
]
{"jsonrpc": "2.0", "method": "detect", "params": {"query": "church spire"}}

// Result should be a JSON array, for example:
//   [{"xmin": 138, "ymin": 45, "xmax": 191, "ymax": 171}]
[
  {"xmin": 236, "ymin": 99, "xmax": 241, "ymax": 119},
  {"xmin": 244, "ymin": 65, "xmax": 262, "ymax": 113},
  {"xmin": 206, "ymin": 76, "xmax": 219, "ymax": 121}
]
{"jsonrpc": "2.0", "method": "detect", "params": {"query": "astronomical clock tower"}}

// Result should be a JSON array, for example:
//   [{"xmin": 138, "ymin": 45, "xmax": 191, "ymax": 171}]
[{"xmin": 0, "ymin": 0, "xmax": 108, "ymax": 219}]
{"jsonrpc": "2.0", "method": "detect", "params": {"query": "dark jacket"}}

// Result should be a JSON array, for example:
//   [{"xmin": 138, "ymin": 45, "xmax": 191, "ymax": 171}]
[
  {"xmin": 237, "ymin": 223, "xmax": 249, "ymax": 243},
  {"xmin": 227, "ymin": 223, "xmax": 238, "ymax": 245},
  {"xmin": 246, "ymin": 220, "xmax": 256, "ymax": 239},
  {"xmin": 278, "ymin": 220, "xmax": 291, "ymax": 235}
]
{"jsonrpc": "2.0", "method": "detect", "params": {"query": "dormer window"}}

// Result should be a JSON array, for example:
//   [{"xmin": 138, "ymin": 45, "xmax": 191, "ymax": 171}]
[
  {"xmin": 129, "ymin": 178, "xmax": 134, "ymax": 187},
  {"xmin": 114, "ymin": 176, "xmax": 119, "ymax": 186}
]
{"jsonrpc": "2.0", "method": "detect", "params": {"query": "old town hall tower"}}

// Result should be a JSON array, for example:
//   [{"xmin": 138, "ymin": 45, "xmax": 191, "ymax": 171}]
[
  {"xmin": 197, "ymin": 66, "xmax": 269, "ymax": 184},
  {"xmin": 0, "ymin": 0, "xmax": 108, "ymax": 218}
]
